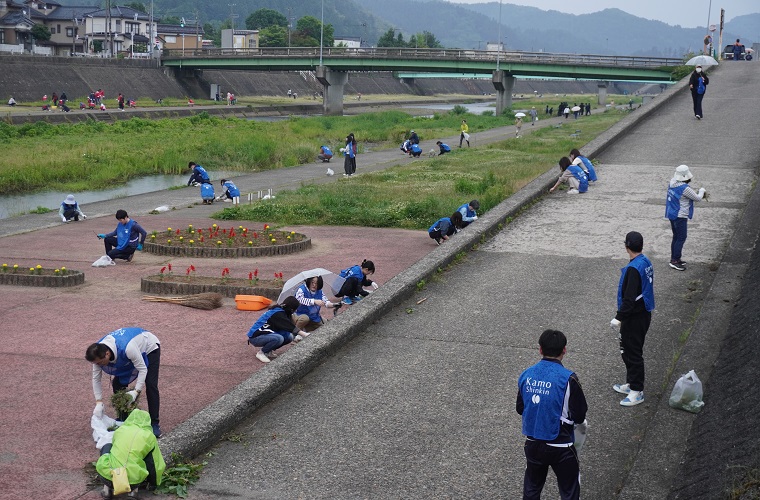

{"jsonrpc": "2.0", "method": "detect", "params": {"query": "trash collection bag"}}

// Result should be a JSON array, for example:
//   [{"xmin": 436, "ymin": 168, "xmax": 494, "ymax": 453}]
[
  {"xmin": 326, "ymin": 168, "xmax": 334, "ymax": 176},
  {"xmin": 668, "ymin": 369, "xmax": 705, "ymax": 413},
  {"xmin": 573, "ymin": 419, "xmax": 588, "ymax": 454},
  {"xmin": 91, "ymin": 414, "xmax": 122, "ymax": 450},
  {"xmin": 92, "ymin": 255, "xmax": 115, "ymax": 267}
]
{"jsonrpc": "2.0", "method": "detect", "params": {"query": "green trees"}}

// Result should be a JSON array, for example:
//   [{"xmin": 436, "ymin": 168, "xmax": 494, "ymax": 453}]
[
  {"xmin": 259, "ymin": 26, "xmax": 287, "ymax": 47},
  {"xmin": 378, "ymin": 29, "xmax": 442, "ymax": 48},
  {"xmin": 246, "ymin": 8, "xmax": 287, "ymax": 30},
  {"xmin": 30, "ymin": 24, "xmax": 51, "ymax": 42}
]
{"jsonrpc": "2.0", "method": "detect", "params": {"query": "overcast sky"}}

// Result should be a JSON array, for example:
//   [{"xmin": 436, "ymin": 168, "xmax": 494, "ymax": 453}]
[{"xmin": 445, "ymin": 0, "xmax": 758, "ymax": 29}]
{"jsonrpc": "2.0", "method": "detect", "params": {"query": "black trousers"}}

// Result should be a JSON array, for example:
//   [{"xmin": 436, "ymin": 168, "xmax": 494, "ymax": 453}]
[
  {"xmin": 104, "ymin": 236, "xmax": 136, "ymax": 261},
  {"xmin": 336, "ymin": 277, "xmax": 369, "ymax": 298},
  {"xmin": 620, "ymin": 311, "xmax": 651, "ymax": 392},
  {"xmin": 112, "ymin": 348, "xmax": 160, "ymax": 426},
  {"xmin": 523, "ymin": 440, "xmax": 580, "ymax": 500}
]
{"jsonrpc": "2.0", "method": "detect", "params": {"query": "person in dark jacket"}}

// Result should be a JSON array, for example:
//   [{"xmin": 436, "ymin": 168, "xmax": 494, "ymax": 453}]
[
  {"xmin": 517, "ymin": 329, "xmax": 588, "ymax": 500},
  {"xmin": 610, "ymin": 231, "xmax": 655, "ymax": 407},
  {"xmin": 688, "ymin": 65, "xmax": 709, "ymax": 119},
  {"xmin": 97, "ymin": 210, "xmax": 147, "ymax": 262},
  {"xmin": 428, "ymin": 211, "xmax": 463, "ymax": 245},
  {"xmin": 187, "ymin": 161, "xmax": 211, "ymax": 186},
  {"xmin": 247, "ymin": 297, "xmax": 309, "ymax": 363},
  {"xmin": 335, "ymin": 260, "xmax": 378, "ymax": 305}
]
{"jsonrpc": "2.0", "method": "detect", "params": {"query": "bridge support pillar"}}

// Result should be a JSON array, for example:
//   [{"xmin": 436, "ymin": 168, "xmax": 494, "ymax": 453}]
[
  {"xmin": 316, "ymin": 66, "xmax": 349, "ymax": 116},
  {"xmin": 492, "ymin": 71, "xmax": 515, "ymax": 116},
  {"xmin": 597, "ymin": 82, "xmax": 609, "ymax": 105}
]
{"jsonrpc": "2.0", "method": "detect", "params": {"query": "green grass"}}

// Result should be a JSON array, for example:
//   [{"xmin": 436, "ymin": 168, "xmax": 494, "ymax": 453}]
[{"xmin": 214, "ymin": 111, "xmax": 626, "ymax": 229}]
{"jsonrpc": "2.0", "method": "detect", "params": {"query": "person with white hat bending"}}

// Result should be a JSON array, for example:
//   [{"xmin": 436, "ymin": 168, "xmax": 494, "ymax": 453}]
[
  {"xmin": 665, "ymin": 165, "xmax": 707, "ymax": 271},
  {"xmin": 59, "ymin": 194, "xmax": 87, "ymax": 223}
]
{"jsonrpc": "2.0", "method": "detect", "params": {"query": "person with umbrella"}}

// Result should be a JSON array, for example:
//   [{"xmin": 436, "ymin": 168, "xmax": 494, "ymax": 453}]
[
  {"xmin": 688, "ymin": 65, "xmax": 709, "ymax": 120},
  {"xmin": 514, "ymin": 113, "xmax": 525, "ymax": 138},
  {"xmin": 247, "ymin": 297, "xmax": 309, "ymax": 363},
  {"xmin": 294, "ymin": 275, "xmax": 337, "ymax": 330}
]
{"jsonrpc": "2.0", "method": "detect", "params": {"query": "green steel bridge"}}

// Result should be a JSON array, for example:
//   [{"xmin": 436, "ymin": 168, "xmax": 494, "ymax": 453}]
[{"xmin": 161, "ymin": 47, "xmax": 681, "ymax": 114}]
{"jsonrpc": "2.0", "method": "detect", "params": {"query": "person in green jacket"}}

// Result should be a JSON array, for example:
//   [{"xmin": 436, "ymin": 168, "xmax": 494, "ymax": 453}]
[{"xmin": 96, "ymin": 409, "xmax": 165, "ymax": 499}]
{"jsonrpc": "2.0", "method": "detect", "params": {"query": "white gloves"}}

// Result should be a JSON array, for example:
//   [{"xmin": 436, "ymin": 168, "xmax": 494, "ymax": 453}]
[
  {"xmin": 472, "ymin": 215, "xmax": 478, "ymax": 220},
  {"xmin": 610, "ymin": 318, "xmax": 621, "ymax": 329},
  {"xmin": 93, "ymin": 402, "xmax": 104, "ymax": 418},
  {"xmin": 126, "ymin": 390, "xmax": 139, "ymax": 402},
  {"xmin": 61, "ymin": 216, "xmax": 68, "ymax": 222},
  {"xmin": 82, "ymin": 214, "xmax": 87, "ymax": 219},
  {"xmin": 371, "ymin": 281, "xmax": 379, "ymax": 290}
]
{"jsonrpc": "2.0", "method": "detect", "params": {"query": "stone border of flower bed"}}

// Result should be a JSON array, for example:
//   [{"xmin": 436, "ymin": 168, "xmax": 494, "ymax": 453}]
[
  {"xmin": 141, "ymin": 277, "xmax": 280, "ymax": 300},
  {"xmin": 0, "ymin": 271, "xmax": 84, "ymax": 287},
  {"xmin": 143, "ymin": 236, "xmax": 311, "ymax": 258}
]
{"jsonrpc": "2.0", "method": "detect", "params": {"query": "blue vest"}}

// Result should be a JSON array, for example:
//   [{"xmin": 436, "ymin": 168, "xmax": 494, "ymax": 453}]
[
  {"xmin": 519, "ymin": 360, "xmax": 573, "ymax": 441},
  {"xmin": 116, "ymin": 219, "xmax": 137, "ymax": 250},
  {"xmin": 321, "ymin": 146, "xmax": 333, "ymax": 157},
  {"xmin": 295, "ymin": 284, "xmax": 325, "ymax": 322},
  {"xmin": 567, "ymin": 165, "xmax": 589, "ymax": 193},
  {"xmin": 200, "ymin": 183, "xmax": 215, "ymax": 200},
  {"xmin": 61, "ymin": 201, "xmax": 78, "ymax": 212},
  {"xmin": 223, "ymin": 181, "xmax": 240, "ymax": 197},
  {"xmin": 578, "ymin": 156, "xmax": 597, "ymax": 182},
  {"xmin": 247, "ymin": 307, "xmax": 289, "ymax": 338},
  {"xmin": 440, "ymin": 143, "xmax": 451, "ymax": 152},
  {"xmin": 428, "ymin": 217, "xmax": 452, "ymax": 235},
  {"xmin": 697, "ymin": 76, "xmax": 706, "ymax": 94},
  {"xmin": 194, "ymin": 165, "xmax": 210, "ymax": 182},
  {"xmin": 457, "ymin": 203, "xmax": 476, "ymax": 220},
  {"xmin": 340, "ymin": 265, "xmax": 364, "ymax": 281},
  {"xmin": 411, "ymin": 144, "xmax": 422, "ymax": 154},
  {"xmin": 99, "ymin": 327, "xmax": 149, "ymax": 386},
  {"xmin": 665, "ymin": 183, "xmax": 693, "ymax": 220},
  {"xmin": 618, "ymin": 254, "xmax": 655, "ymax": 312}
]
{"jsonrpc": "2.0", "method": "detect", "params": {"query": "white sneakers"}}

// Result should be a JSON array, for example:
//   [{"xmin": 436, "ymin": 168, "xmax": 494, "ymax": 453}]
[
  {"xmin": 567, "ymin": 188, "xmax": 580, "ymax": 194},
  {"xmin": 614, "ymin": 383, "xmax": 644, "ymax": 406},
  {"xmin": 294, "ymin": 331, "xmax": 310, "ymax": 342},
  {"xmin": 255, "ymin": 350, "xmax": 271, "ymax": 363}
]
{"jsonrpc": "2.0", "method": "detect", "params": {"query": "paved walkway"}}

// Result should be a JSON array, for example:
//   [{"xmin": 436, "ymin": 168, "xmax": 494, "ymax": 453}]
[{"xmin": 2, "ymin": 63, "xmax": 758, "ymax": 499}]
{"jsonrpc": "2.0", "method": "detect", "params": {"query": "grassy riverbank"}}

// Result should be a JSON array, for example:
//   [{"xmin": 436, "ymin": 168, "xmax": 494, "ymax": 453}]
[{"xmin": 215, "ymin": 111, "xmax": 626, "ymax": 230}]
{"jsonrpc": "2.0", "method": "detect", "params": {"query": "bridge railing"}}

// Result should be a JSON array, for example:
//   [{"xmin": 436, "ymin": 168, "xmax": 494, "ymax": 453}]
[{"xmin": 162, "ymin": 47, "xmax": 682, "ymax": 68}]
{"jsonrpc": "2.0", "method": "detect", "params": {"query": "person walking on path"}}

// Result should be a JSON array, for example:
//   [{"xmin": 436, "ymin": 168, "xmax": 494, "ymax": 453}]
[
  {"xmin": 59, "ymin": 194, "xmax": 87, "ymax": 222},
  {"xmin": 689, "ymin": 65, "xmax": 709, "ymax": 119},
  {"xmin": 342, "ymin": 133, "xmax": 357, "ymax": 176},
  {"xmin": 517, "ymin": 329, "xmax": 588, "ymax": 500},
  {"xmin": 515, "ymin": 116, "xmax": 523, "ymax": 138},
  {"xmin": 665, "ymin": 165, "xmax": 707, "ymax": 271},
  {"xmin": 247, "ymin": 296, "xmax": 309, "ymax": 363},
  {"xmin": 117, "ymin": 93, "xmax": 124, "ymax": 111},
  {"xmin": 529, "ymin": 107, "xmax": 538, "ymax": 126},
  {"xmin": 733, "ymin": 39, "xmax": 743, "ymax": 61},
  {"xmin": 459, "ymin": 119, "xmax": 470, "ymax": 147},
  {"xmin": 611, "ymin": 231, "xmax": 655, "ymax": 407},
  {"xmin": 86, "ymin": 327, "xmax": 163, "ymax": 437},
  {"xmin": 97, "ymin": 209, "xmax": 147, "ymax": 263}
]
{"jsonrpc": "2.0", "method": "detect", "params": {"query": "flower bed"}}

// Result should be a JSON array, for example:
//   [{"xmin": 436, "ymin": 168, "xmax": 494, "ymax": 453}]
[
  {"xmin": 0, "ymin": 264, "xmax": 84, "ymax": 287},
  {"xmin": 141, "ymin": 265, "xmax": 283, "ymax": 299},
  {"xmin": 143, "ymin": 224, "xmax": 310, "ymax": 258}
]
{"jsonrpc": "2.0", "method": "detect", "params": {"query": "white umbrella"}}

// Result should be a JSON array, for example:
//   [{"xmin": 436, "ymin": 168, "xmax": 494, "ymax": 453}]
[
  {"xmin": 571, "ymin": 106, "xmax": 581, "ymax": 112},
  {"xmin": 685, "ymin": 55, "xmax": 718, "ymax": 66},
  {"xmin": 514, "ymin": 112, "xmax": 526, "ymax": 118},
  {"xmin": 277, "ymin": 268, "xmax": 345, "ymax": 303}
]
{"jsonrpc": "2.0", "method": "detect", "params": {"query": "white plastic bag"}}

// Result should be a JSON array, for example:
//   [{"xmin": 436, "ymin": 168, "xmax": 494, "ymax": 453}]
[
  {"xmin": 668, "ymin": 370, "xmax": 705, "ymax": 413},
  {"xmin": 326, "ymin": 168, "xmax": 334, "ymax": 176},
  {"xmin": 463, "ymin": 132, "xmax": 470, "ymax": 141},
  {"xmin": 92, "ymin": 255, "xmax": 115, "ymax": 267},
  {"xmin": 91, "ymin": 414, "xmax": 122, "ymax": 449},
  {"xmin": 573, "ymin": 419, "xmax": 588, "ymax": 454}
]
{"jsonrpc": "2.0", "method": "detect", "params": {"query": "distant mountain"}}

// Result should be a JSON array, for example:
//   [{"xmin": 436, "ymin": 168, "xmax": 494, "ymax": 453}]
[{"xmin": 51, "ymin": 0, "xmax": 757, "ymax": 57}]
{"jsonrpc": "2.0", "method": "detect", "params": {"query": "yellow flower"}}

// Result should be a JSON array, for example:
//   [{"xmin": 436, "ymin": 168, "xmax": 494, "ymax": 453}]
[
  {"xmin": 29, "ymin": 267, "xmax": 35, "ymax": 272},
  {"xmin": 212, "ymin": 224, "xmax": 218, "ymax": 228},
  {"xmin": 167, "ymin": 227, "xmax": 172, "ymax": 231},
  {"xmin": 248, "ymin": 241, "xmax": 253, "ymax": 246},
  {"xmin": 179, "ymin": 236, "xmax": 184, "ymax": 241},
  {"xmin": 61, "ymin": 267, "xmax": 66, "ymax": 271},
  {"xmin": 291, "ymin": 231, "xmax": 295, "ymax": 235},
  {"xmin": 13, "ymin": 264, "xmax": 18, "ymax": 269},
  {"xmin": 188, "ymin": 224, "xmax": 193, "ymax": 228},
  {"xmin": 189, "ymin": 240, "xmax": 195, "ymax": 245},
  {"xmin": 271, "ymin": 238, "xmax": 276, "ymax": 243},
  {"xmin": 36, "ymin": 264, "xmax": 42, "ymax": 269},
  {"xmin": 54, "ymin": 269, "xmax": 60, "ymax": 274},
  {"xmin": 167, "ymin": 239, "xmax": 171, "ymax": 244},
  {"xmin": 239, "ymin": 225, "xmax": 244, "ymax": 230},
  {"xmin": 151, "ymin": 234, "xmax": 156, "ymax": 240},
  {"xmin": 217, "ymin": 240, "xmax": 222, "ymax": 246}
]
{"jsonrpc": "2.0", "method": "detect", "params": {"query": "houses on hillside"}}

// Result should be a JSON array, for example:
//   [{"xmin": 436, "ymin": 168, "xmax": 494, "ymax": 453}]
[{"xmin": 0, "ymin": 0, "xmax": 204, "ymax": 56}]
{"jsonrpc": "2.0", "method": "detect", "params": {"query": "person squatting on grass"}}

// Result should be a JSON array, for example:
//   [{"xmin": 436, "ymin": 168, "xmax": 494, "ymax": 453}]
[
  {"xmin": 335, "ymin": 260, "xmax": 378, "ymax": 305},
  {"xmin": 517, "ymin": 329, "xmax": 588, "ymax": 500},
  {"xmin": 568, "ymin": 149, "xmax": 598, "ymax": 183},
  {"xmin": 294, "ymin": 276, "xmax": 336, "ymax": 331},
  {"xmin": 97, "ymin": 209, "xmax": 147, "ymax": 263},
  {"xmin": 436, "ymin": 141, "xmax": 451, "ymax": 155},
  {"xmin": 457, "ymin": 199, "xmax": 480, "ymax": 228},
  {"xmin": 428, "ymin": 211, "xmax": 463, "ymax": 245},
  {"xmin": 549, "ymin": 157, "xmax": 588, "ymax": 195},
  {"xmin": 86, "ymin": 327, "xmax": 162, "ymax": 437},
  {"xmin": 247, "ymin": 296, "xmax": 309, "ymax": 363}
]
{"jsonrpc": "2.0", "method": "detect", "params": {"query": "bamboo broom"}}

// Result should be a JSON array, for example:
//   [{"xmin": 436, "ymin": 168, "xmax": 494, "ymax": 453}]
[{"xmin": 142, "ymin": 292, "xmax": 224, "ymax": 310}]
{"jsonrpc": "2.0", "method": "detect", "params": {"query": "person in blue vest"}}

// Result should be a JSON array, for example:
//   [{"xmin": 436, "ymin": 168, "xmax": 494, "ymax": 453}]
[
  {"xmin": 410, "ymin": 143, "xmax": 423, "ymax": 157},
  {"xmin": 400, "ymin": 139, "xmax": 412, "ymax": 155},
  {"xmin": 97, "ymin": 209, "xmax": 147, "ymax": 263},
  {"xmin": 218, "ymin": 178, "xmax": 241, "ymax": 205},
  {"xmin": 665, "ymin": 165, "xmax": 707, "ymax": 271},
  {"xmin": 187, "ymin": 161, "xmax": 211, "ymax": 186},
  {"xmin": 86, "ymin": 327, "xmax": 162, "ymax": 437},
  {"xmin": 517, "ymin": 329, "xmax": 588, "ymax": 500},
  {"xmin": 428, "ymin": 211, "xmax": 463, "ymax": 245},
  {"xmin": 342, "ymin": 133, "xmax": 357, "ymax": 176},
  {"xmin": 568, "ymin": 149, "xmax": 598, "ymax": 183},
  {"xmin": 247, "ymin": 296, "xmax": 309, "ymax": 363},
  {"xmin": 457, "ymin": 199, "xmax": 480, "ymax": 228},
  {"xmin": 549, "ymin": 157, "xmax": 588, "ymax": 195},
  {"xmin": 436, "ymin": 141, "xmax": 451, "ymax": 155},
  {"xmin": 688, "ymin": 65, "xmax": 709, "ymax": 119},
  {"xmin": 610, "ymin": 231, "xmax": 655, "ymax": 407},
  {"xmin": 59, "ymin": 194, "xmax": 87, "ymax": 222},
  {"xmin": 318, "ymin": 145, "xmax": 333, "ymax": 162},
  {"xmin": 336, "ymin": 259, "xmax": 378, "ymax": 305},
  {"xmin": 294, "ymin": 276, "xmax": 336, "ymax": 331}
]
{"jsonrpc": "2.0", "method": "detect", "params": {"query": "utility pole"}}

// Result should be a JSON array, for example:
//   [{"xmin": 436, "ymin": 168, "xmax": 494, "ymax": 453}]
[
  {"xmin": 287, "ymin": 7, "xmax": 292, "ymax": 47},
  {"xmin": 228, "ymin": 4, "xmax": 236, "ymax": 31},
  {"xmin": 195, "ymin": 9, "xmax": 200, "ymax": 50}
]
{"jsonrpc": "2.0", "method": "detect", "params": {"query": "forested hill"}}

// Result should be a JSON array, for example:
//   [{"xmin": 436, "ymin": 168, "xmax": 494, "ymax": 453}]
[{"xmin": 52, "ymin": 0, "xmax": 757, "ymax": 57}]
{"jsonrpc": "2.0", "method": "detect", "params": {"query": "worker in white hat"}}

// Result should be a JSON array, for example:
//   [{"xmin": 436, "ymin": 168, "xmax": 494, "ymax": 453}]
[
  {"xmin": 665, "ymin": 165, "xmax": 708, "ymax": 271},
  {"xmin": 59, "ymin": 194, "xmax": 87, "ymax": 223}
]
